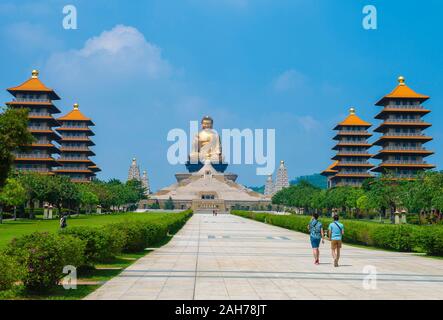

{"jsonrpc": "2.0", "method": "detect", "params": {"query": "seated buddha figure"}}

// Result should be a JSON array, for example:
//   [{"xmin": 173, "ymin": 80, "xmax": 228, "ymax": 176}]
[{"xmin": 189, "ymin": 116, "xmax": 224, "ymax": 164}]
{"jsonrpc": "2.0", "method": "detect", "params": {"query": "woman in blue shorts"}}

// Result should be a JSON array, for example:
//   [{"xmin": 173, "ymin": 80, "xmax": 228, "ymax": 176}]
[{"xmin": 307, "ymin": 213, "xmax": 325, "ymax": 265}]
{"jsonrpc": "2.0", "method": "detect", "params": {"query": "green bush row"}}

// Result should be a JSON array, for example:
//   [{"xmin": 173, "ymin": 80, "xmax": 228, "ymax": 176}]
[
  {"xmin": 0, "ymin": 210, "xmax": 192, "ymax": 292},
  {"xmin": 232, "ymin": 210, "xmax": 443, "ymax": 256}
]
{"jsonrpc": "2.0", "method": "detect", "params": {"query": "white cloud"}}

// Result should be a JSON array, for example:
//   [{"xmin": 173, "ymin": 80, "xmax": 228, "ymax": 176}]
[
  {"xmin": 272, "ymin": 69, "xmax": 307, "ymax": 93},
  {"xmin": 45, "ymin": 25, "xmax": 172, "ymax": 85}
]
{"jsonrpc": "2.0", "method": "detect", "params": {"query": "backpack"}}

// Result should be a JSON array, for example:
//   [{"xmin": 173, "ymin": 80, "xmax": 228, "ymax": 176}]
[{"xmin": 310, "ymin": 220, "xmax": 322, "ymax": 239}]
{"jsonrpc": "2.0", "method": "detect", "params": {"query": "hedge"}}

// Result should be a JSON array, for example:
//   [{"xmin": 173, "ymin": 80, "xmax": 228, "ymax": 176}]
[
  {"xmin": 4, "ymin": 232, "xmax": 85, "ymax": 292},
  {"xmin": 0, "ymin": 210, "xmax": 193, "ymax": 292},
  {"xmin": 0, "ymin": 253, "xmax": 24, "ymax": 291},
  {"xmin": 232, "ymin": 210, "xmax": 443, "ymax": 256}
]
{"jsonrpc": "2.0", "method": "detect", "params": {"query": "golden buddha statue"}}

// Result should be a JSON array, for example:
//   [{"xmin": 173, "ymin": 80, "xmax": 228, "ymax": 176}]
[{"xmin": 189, "ymin": 116, "xmax": 223, "ymax": 164}]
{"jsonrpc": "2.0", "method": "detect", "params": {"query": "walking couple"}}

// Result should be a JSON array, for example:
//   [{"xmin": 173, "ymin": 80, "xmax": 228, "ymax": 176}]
[{"xmin": 307, "ymin": 213, "xmax": 344, "ymax": 267}]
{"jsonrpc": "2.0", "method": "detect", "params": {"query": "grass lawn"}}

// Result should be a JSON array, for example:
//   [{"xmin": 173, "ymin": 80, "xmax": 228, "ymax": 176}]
[{"xmin": 0, "ymin": 212, "xmax": 175, "ymax": 249}]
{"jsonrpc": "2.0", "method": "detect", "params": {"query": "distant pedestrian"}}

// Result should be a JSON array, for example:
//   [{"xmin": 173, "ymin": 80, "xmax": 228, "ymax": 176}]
[
  {"xmin": 60, "ymin": 213, "xmax": 67, "ymax": 229},
  {"xmin": 328, "ymin": 215, "xmax": 344, "ymax": 267},
  {"xmin": 307, "ymin": 213, "xmax": 324, "ymax": 265}
]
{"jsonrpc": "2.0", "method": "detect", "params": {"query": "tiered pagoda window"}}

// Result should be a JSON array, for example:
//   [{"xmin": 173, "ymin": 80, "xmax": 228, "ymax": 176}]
[
  {"xmin": 372, "ymin": 77, "xmax": 434, "ymax": 178},
  {"xmin": 5, "ymin": 70, "xmax": 61, "ymax": 174},
  {"xmin": 323, "ymin": 107, "xmax": 373, "ymax": 187},
  {"xmin": 54, "ymin": 103, "xmax": 100, "ymax": 182}
]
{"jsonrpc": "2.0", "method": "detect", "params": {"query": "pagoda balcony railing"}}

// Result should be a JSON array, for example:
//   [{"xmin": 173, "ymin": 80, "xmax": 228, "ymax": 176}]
[
  {"xmin": 339, "ymin": 140, "xmax": 368, "ymax": 144},
  {"xmin": 339, "ymin": 161, "xmax": 371, "ymax": 165},
  {"xmin": 59, "ymin": 157, "xmax": 89, "ymax": 161},
  {"xmin": 383, "ymin": 160, "xmax": 427, "ymax": 165},
  {"xmin": 384, "ymin": 104, "xmax": 424, "ymax": 110},
  {"xmin": 382, "ymin": 146, "xmax": 426, "ymax": 151},
  {"xmin": 383, "ymin": 119, "xmax": 425, "ymax": 123},
  {"xmin": 29, "ymin": 126, "xmax": 51, "ymax": 130},
  {"xmin": 60, "ymin": 146, "xmax": 90, "ymax": 151},
  {"xmin": 14, "ymin": 98, "xmax": 51, "ymax": 103},
  {"xmin": 336, "ymin": 171, "xmax": 370, "ymax": 175},
  {"xmin": 60, "ymin": 125, "xmax": 89, "ymax": 129},
  {"xmin": 14, "ymin": 153, "xmax": 51, "ymax": 159},
  {"xmin": 16, "ymin": 167, "xmax": 50, "ymax": 172},
  {"xmin": 337, "ymin": 150, "xmax": 370, "ymax": 154},
  {"xmin": 338, "ymin": 130, "xmax": 369, "ymax": 135},
  {"xmin": 335, "ymin": 182, "xmax": 363, "ymax": 187},
  {"xmin": 384, "ymin": 132, "xmax": 424, "ymax": 136},
  {"xmin": 58, "ymin": 167, "xmax": 89, "ymax": 170},
  {"xmin": 29, "ymin": 112, "xmax": 51, "ymax": 117},
  {"xmin": 61, "ymin": 136, "xmax": 89, "ymax": 139},
  {"xmin": 393, "ymin": 173, "xmax": 416, "ymax": 178}
]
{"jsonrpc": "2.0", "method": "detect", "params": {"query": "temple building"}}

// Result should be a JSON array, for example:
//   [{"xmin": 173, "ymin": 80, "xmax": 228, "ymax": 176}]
[
  {"xmin": 6, "ymin": 70, "xmax": 61, "ymax": 174},
  {"xmin": 321, "ymin": 161, "xmax": 338, "ymax": 189},
  {"xmin": 323, "ymin": 107, "xmax": 373, "ymax": 187},
  {"xmin": 141, "ymin": 170, "xmax": 151, "ymax": 195},
  {"xmin": 140, "ymin": 116, "xmax": 270, "ymax": 212},
  {"xmin": 372, "ymin": 76, "xmax": 435, "ymax": 177},
  {"xmin": 54, "ymin": 103, "xmax": 99, "ymax": 182},
  {"xmin": 128, "ymin": 158, "xmax": 141, "ymax": 181},
  {"xmin": 274, "ymin": 160, "xmax": 289, "ymax": 193},
  {"xmin": 264, "ymin": 175, "xmax": 274, "ymax": 195}
]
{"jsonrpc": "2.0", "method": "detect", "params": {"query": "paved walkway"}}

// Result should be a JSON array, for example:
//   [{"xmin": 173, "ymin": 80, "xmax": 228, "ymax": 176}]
[{"xmin": 85, "ymin": 214, "xmax": 443, "ymax": 300}]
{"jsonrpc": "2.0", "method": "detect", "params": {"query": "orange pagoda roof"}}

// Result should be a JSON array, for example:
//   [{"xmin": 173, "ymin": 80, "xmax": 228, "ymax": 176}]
[
  {"xmin": 7, "ymin": 70, "xmax": 60, "ymax": 100},
  {"xmin": 321, "ymin": 161, "xmax": 338, "ymax": 176},
  {"xmin": 334, "ymin": 107, "xmax": 371, "ymax": 129},
  {"xmin": 376, "ymin": 76, "xmax": 429, "ymax": 105},
  {"xmin": 58, "ymin": 104, "xmax": 94, "ymax": 125}
]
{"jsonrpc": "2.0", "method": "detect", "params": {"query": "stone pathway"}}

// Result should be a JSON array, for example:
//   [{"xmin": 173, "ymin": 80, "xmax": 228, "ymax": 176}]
[{"xmin": 85, "ymin": 214, "xmax": 443, "ymax": 300}]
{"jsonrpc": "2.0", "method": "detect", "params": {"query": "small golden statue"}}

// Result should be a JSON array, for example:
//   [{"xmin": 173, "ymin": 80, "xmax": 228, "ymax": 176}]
[{"xmin": 189, "ymin": 116, "xmax": 223, "ymax": 164}]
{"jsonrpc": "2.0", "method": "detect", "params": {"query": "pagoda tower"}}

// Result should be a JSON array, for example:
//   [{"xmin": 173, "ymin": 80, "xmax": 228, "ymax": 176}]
[
  {"xmin": 321, "ymin": 161, "xmax": 338, "ymax": 189},
  {"xmin": 141, "ymin": 170, "xmax": 150, "ymax": 195},
  {"xmin": 5, "ymin": 70, "xmax": 61, "ymax": 174},
  {"xmin": 54, "ymin": 103, "xmax": 99, "ymax": 182},
  {"xmin": 128, "ymin": 158, "xmax": 141, "ymax": 181},
  {"xmin": 372, "ymin": 76, "xmax": 434, "ymax": 177},
  {"xmin": 264, "ymin": 175, "xmax": 274, "ymax": 195},
  {"xmin": 274, "ymin": 160, "xmax": 289, "ymax": 193},
  {"xmin": 330, "ymin": 107, "xmax": 373, "ymax": 187}
]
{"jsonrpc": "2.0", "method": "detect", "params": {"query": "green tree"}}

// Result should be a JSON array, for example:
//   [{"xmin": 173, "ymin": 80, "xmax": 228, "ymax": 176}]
[
  {"xmin": 17, "ymin": 172, "xmax": 52, "ymax": 219},
  {"xmin": 164, "ymin": 196, "xmax": 175, "ymax": 210},
  {"xmin": 0, "ymin": 107, "xmax": 34, "ymax": 188},
  {"xmin": 0, "ymin": 178, "xmax": 27, "ymax": 223},
  {"xmin": 77, "ymin": 184, "xmax": 99, "ymax": 213}
]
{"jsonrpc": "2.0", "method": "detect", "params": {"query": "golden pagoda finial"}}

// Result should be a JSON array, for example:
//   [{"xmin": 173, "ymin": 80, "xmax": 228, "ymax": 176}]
[
  {"xmin": 73, "ymin": 103, "xmax": 79, "ymax": 110},
  {"xmin": 398, "ymin": 75, "xmax": 405, "ymax": 86},
  {"xmin": 31, "ymin": 69, "xmax": 39, "ymax": 78},
  {"xmin": 349, "ymin": 107, "xmax": 356, "ymax": 115}
]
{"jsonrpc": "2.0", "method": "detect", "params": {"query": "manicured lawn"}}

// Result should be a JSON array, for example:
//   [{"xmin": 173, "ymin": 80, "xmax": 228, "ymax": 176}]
[{"xmin": 0, "ymin": 212, "xmax": 175, "ymax": 249}]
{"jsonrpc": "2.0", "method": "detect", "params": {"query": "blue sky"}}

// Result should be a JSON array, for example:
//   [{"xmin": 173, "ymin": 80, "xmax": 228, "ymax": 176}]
[{"xmin": 1, "ymin": 0, "xmax": 442, "ymax": 190}]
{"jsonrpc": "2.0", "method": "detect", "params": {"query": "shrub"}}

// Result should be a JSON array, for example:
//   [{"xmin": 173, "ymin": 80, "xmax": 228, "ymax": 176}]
[
  {"xmin": 416, "ymin": 227, "xmax": 443, "ymax": 256},
  {"xmin": 0, "ymin": 253, "xmax": 23, "ymax": 291},
  {"xmin": 61, "ymin": 226, "xmax": 125, "ymax": 265},
  {"xmin": 4, "ymin": 232, "xmax": 85, "ymax": 292}
]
